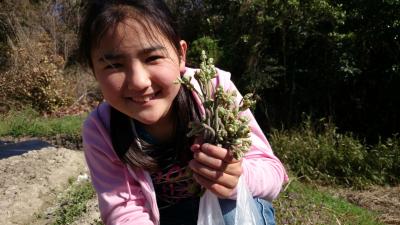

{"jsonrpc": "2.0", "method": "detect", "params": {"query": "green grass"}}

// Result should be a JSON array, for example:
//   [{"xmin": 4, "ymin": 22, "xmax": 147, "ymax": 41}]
[
  {"xmin": 274, "ymin": 178, "xmax": 384, "ymax": 225},
  {"xmin": 0, "ymin": 108, "xmax": 85, "ymax": 137},
  {"xmin": 51, "ymin": 179, "xmax": 96, "ymax": 225}
]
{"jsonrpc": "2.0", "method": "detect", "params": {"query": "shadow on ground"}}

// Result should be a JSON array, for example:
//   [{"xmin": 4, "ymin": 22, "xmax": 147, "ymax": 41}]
[{"xmin": 0, "ymin": 140, "xmax": 52, "ymax": 159}]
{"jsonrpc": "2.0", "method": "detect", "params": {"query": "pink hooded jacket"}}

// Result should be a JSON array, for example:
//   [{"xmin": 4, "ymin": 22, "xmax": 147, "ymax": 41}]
[{"xmin": 82, "ymin": 68, "xmax": 288, "ymax": 225}]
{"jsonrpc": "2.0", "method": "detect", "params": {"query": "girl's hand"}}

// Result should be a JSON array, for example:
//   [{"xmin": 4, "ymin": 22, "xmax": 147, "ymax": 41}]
[{"xmin": 189, "ymin": 143, "xmax": 242, "ymax": 198}]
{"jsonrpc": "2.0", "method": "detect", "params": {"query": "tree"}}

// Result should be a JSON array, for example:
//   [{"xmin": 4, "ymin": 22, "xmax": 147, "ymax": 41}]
[{"xmin": 171, "ymin": 0, "xmax": 400, "ymax": 141}]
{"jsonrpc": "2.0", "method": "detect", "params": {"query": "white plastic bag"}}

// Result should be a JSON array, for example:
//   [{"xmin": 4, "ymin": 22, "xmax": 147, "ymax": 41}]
[{"xmin": 197, "ymin": 176, "xmax": 263, "ymax": 225}]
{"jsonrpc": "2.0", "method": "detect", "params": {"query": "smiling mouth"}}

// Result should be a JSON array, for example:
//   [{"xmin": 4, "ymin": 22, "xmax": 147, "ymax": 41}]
[{"xmin": 129, "ymin": 91, "xmax": 160, "ymax": 103}]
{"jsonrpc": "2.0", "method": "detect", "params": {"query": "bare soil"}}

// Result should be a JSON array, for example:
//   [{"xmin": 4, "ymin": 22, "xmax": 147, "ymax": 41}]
[
  {"xmin": 0, "ymin": 145, "xmax": 99, "ymax": 225},
  {"xmin": 330, "ymin": 185, "xmax": 400, "ymax": 225}
]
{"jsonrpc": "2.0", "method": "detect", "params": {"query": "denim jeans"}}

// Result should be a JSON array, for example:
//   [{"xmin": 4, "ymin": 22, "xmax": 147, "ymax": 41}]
[
  {"xmin": 219, "ymin": 198, "xmax": 276, "ymax": 225},
  {"xmin": 159, "ymin": 197, "xmax": 275, "ymax": 225}
]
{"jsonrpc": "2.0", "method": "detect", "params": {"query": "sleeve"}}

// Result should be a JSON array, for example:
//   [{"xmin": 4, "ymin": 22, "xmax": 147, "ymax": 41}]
[
  {"xmin": 217, "ymin": 69, "xmax": 289, "ymax": 201},
  {"xmin": 82, "ymin": 111, "xmax": 154, "ymax": 225}
]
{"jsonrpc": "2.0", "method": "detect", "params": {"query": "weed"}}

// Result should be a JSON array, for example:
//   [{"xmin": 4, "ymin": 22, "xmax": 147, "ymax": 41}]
[
  {"xmin": 91, "ymin": 218, "xmax": 104, "ymax": 225},
  {"xmin": 52, "ymin": 180, "xmax": 96, "ymax": 225},
  {"xmin": 270, "ymin": 118, "xmax": 400, "ymax": 188}
]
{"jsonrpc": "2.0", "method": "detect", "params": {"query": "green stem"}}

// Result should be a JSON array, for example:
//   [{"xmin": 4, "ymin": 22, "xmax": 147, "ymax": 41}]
[{"xmin": 214, "ymin": 94, "xmax": 219, "ymax": 144}]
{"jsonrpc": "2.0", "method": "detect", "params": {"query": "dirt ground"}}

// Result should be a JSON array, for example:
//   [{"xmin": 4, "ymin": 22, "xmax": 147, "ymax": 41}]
[
  {"xmin": 0, "ymin": 141, "xmax": 399, "ymax": 225},
  {"xmin": 331, "ymin": 185, "xmax": 400, "ymax": 225},
  {"xmin": 0, "ymin": 145, "xmax": 99, "ymax": 225}
]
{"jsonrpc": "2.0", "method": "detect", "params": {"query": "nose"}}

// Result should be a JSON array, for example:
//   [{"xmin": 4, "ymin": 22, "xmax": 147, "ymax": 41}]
[{"xmin": 126, "ymin": 60, "xmax": 151, "ymax": 91}]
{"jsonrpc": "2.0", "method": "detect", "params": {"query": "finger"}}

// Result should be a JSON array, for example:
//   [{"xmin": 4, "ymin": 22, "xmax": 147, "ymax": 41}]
[
  {"xmin": 190, "ymin": 143, "xmax": 201, "ymax": 152},
  {"xmin": 201, "ymin": 143, "xmax": 239, "ymax": 163},
  {"xmin": 193, "ymin": 151, "xmax": 242, "ymax": 176},
  {"xmin": 189, "ymin": 160, "xmax": 239, "ymax": 188},
  {"xmin": 192, "ymin": 173, "xmax": 235, "ymax": 199}
]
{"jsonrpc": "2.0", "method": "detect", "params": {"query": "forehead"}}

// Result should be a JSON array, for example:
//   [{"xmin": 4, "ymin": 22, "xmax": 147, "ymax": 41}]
[{"xmin": 93, "ymin": 18, "xmax": 171, "ymax": 54}]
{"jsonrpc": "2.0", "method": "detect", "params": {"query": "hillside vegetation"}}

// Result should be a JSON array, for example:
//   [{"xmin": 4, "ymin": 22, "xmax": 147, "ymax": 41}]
[{"xmin": 1, "ymin": 1, "xmax": 399, "ymax": 143}]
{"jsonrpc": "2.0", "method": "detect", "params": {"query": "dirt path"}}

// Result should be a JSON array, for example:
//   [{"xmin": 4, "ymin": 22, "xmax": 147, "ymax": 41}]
[{"xmin": 0, "ymin": 146, "xmax": 99, "ymax": 225}]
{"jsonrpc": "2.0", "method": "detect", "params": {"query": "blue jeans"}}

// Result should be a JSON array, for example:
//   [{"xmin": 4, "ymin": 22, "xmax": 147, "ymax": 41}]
[
  {"xmin": 159, "ymin": 197, "xmax": 275, "ymax": 225},
  {"xmin": 219, "ymin": 198, "xmax": 276, "ymax": 225}
]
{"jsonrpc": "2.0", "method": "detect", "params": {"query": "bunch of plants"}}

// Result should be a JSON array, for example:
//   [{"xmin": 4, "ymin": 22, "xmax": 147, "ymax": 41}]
[{"xmin": 177, "ymin": 51, "xmax": 256, "ymax": 159}]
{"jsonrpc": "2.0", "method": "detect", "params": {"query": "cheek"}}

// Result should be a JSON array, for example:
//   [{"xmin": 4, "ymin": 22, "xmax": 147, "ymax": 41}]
[
  {"xmin": 163, "ymin": 75, "xmax": 181, "ymax": 96},
  {"xmin": 153, "ymin": 66, "xmax": 180, "ymax": 85},
  {"xmin": 97, "ymin": 75, "xmax": 124, "ymax": 97},
  {"xmin": 168, "ymin": 82, "xmax": 181, "ymax": 102}
]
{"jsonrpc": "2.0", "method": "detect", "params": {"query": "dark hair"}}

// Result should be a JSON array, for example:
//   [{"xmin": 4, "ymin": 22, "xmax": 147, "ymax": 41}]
[
  {"xmin": 77, "ymin": 0, "xmax": 182, "ymax": 69},
  {"xmin": 78, "ymin": 0, "xmax": 200, "ymax": 171}
]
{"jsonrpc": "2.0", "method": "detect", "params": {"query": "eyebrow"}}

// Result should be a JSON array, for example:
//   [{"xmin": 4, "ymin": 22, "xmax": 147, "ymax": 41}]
[{"xmin": 98, "ymin": 45, "xmax": 166, "ymax": 63}]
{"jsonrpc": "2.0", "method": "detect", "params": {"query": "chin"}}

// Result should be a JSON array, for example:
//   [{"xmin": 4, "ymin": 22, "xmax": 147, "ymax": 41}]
[
  {"xmin": 136, "ymin": 115, "xmax": 162, "ymax": 125},
  {"xmin": 138, "ymin": 119, "xmax": 158, "ymax": 125}
]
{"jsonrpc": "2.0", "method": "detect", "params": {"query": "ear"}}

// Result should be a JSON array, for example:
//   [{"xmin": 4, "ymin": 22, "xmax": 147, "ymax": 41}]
[{"xmin": 179, "ymin": 40, "xmax": 188, "ymax": 72}]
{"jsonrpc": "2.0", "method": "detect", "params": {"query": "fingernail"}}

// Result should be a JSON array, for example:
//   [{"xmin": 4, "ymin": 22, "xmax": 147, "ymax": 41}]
[
  {"xmin": 201, "ymin": 143, "xmax": 208, "ymax": 150},
  {"xmin": 191, "ymin": 144, "xmax": 200, "ymax": 152}
]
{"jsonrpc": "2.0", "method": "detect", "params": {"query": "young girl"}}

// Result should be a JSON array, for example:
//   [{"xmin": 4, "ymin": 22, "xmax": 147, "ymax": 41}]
[{"xmin": 78, "ymin": 1, "xmax": 288, "ymax": 225}]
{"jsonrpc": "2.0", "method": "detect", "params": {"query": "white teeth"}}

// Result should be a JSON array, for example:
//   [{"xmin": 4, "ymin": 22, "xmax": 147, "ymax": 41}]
[{"xmin": 132, "ymin": 94, "xmax": 156, "ymax": 103}]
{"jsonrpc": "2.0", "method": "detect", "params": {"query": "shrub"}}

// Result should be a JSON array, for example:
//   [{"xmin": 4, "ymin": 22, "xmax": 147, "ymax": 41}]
[
  {"xmin": 0, "ymin": 20, "xmax": 72, "ymax": 113},
  {"xmin": 186, "ymin": 36, "xmax": 222, "ymax": 67},
  {"xmin": 367, "ymin": 136, "xmax": 400, "ymax": 184},
  {"xmin": 270, "ymin": 118, "xmax": 400, "ymax": 188}
]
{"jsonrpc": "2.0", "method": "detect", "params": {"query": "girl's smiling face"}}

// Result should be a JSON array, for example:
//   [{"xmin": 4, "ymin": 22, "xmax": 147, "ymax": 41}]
[{"xmin": 91, "ymin": 18, "xmax": 187, "ymax": 135}]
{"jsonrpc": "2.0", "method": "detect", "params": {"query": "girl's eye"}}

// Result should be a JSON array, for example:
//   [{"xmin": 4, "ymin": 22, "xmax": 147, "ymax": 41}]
[
  {"xmin": 146, "ymin": 55, "xmax": 162, "ymax": 63},
  {"xmin": 104, "ymin": 63, "xmax": 123, "ymax": 70}
]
